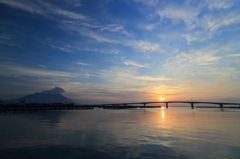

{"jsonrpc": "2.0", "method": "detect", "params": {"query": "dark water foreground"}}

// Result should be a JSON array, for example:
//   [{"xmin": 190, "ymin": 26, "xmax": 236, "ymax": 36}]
[{"xmin": 0, "ymin": 108, "xmax": 240, "ymax": 159}]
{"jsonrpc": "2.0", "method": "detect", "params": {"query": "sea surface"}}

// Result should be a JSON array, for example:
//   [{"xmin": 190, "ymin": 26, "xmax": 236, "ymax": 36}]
[{"xmin": 0, "ymin": 107, "xmax": 240, "ymax": 159}]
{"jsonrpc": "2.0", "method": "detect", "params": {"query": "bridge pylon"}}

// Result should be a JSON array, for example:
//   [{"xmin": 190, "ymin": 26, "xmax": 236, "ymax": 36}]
[
  {"xmin": 220, "ymin": 103, "xmax": 223, "ymax": 108},
  {"xmin": 191, "ymin": 103, "xmax": 194, "ymax": 109}
]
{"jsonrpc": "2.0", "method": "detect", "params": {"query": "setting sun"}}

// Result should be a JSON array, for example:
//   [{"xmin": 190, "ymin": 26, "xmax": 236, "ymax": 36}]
[{"xmin": 159, "ymin": 97, "xmax": 165, "ymax": 101}]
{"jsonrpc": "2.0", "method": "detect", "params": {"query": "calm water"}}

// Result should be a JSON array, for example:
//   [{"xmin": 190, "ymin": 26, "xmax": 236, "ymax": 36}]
[{"xmin": 0, "ymin": 107, "xmax": 240, "ymax": 159}]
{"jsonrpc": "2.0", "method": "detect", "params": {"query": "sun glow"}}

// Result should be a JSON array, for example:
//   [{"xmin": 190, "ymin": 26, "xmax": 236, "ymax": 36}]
[{"xmin": 159, "ymin": 97, "xmax": 165, "ymax": 101}]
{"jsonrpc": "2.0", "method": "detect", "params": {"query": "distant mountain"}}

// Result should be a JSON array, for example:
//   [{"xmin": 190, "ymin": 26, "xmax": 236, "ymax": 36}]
[{"xmin": 4, "ymin": 93, "xmax": 74, "ymax": 104}]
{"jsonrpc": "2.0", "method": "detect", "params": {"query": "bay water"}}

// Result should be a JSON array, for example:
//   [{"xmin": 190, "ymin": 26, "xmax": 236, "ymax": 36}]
[{"xmin": 0, "ymin": 107, "xmax": 240, "ymax": 159}]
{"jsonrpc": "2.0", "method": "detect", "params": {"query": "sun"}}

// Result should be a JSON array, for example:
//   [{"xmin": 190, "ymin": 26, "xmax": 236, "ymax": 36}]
[{"xmin": 159, "ymin": 97, "xmax": 165, "ymax": 101}]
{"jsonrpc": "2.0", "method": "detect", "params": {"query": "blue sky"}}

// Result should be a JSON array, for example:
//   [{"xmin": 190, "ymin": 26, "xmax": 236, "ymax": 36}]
[{"xmin": 1, "ymin": 0, "xmax": 240, "ymax": 104}]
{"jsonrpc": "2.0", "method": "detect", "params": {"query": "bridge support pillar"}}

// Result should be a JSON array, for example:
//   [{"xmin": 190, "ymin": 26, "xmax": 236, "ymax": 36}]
[
  {"xmin": 220, "ymin": 103, "xmax": 223, "ymax": 108},
  {"xmin": 191, "ymin": 103, "xmax": 194, "ymax": 109},
  {"xmin": 166, "ymin": 103, "xmax": 168, "ymax": 109}
]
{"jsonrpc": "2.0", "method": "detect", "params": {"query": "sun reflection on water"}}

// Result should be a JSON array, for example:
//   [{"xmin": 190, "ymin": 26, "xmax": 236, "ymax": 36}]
[{"xmin": 161, "ymin": 107, "xmax": 165, "ymax": 121}]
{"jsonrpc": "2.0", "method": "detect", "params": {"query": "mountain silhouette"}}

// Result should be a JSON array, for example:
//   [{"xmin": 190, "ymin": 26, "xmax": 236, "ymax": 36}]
[{"xmin": 5, "ymin": 93, "xmax": 73, "ymax": 104}]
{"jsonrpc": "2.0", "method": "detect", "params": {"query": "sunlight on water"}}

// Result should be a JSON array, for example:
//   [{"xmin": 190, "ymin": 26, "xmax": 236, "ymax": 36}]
[
  {"xmin": 0, "ymin": 108, "xmax": 240, "ymax": 159},
  {"xmin": 161, "ymin": 108, "xmax": 165, "ymax": 121}
]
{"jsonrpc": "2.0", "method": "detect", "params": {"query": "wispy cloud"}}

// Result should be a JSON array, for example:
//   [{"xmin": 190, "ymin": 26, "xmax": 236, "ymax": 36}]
[
  {"xmin": 125, "ymin": 40, "xmax": 165, "ymax": 53},
  {"xmin": 0, "ymin": 33, "xmax": 19, "ymax": 46},
  {"xmin": 134, "ymin": 0, "xmax": 159, "ymax": 7},
  {"xmin": 178, "ymin": 49, "xmax": 221, "ymax": 65},
  {"xmin": 0, "ymin": 34, "xmax": 12, "ymax": 40},
  {"xmin": 99, "ymin": 66, "xmax": 172, "ymax": 89},
  {"xmin": 163, "ymin": 44, "xmax": 234, "ymax": 78},
  {"xmin": 43, "ymin": 2, "xmax": 88, "ymax": 21},
  {"xmin": 157, "ymin": 5, "xmax": 201, "ymax": 26},
  {"xmin": 123, "ymin": 60, "xmax": 148, "ymax": 67},
  {"xmin": 182, "ymin": 11, "xmax": 240, "ymax": 43},
  {"xmin": 134, "ymin": 76, "xmax": 172, "ymax": 81},
  {"xmin": 76, "ymin": 47, "xmax": 119, "ymax": 54},
  {"xmin": 0, "ymin": 0, "xmax": 89, "ymax": 20},
  {"xmin": 0, "ymin": 0, "xmax": 46, "ymax": 15},
  {"xmin": 101, "ymin": 24, "xmax": 130, "ymax": 36},
  {"xmin": 61, "ymin": 20, "xmax": 101, "ymax": 29},
  {"xmin": 64, "ymin": 0, "xmax": 82, "ymax": 7},
  {"xmin": 139, "ymin": 23, "xmax": 159, "ymax": 31},
  {"xmin": 226, "ymin": 54, "xmax": 240, "ymax": 57},
  {"xmin": 135, "ymin": 41, "xmax": 160, "ymax": 52},
  {"xmin": 51, "ymin": 45, "xmax": 71, "ymax": 53},
  {"xmin": 206, "ymin": 0, "xmax": 234, "ymax": 9},
  {"xmin": 0, "ymin": 64, "xmax": 90, "ymax": 78},
  {"xmin": 66, "ymin": 25, "xmax": 119, "ymax": 43},
  {"xmin": 84, "ymin": 29, "xmax": 119, "ymax": 43},
  {"xmin": 0, "ymin": 40, "xmax": 19, "ymax": 46},
  {"xmin": 50, "ymin": 43, "xmax": 120, "ymax": 55},
  {"xmin": 62, "ymin": 20, "xmax": 164, "ymax": 53},
  {"xmin": 38, "ymin": 65, "xmax": 46, "ymax": 68},
  {"xmin": 76, "ymin": 62, "xmax": 90, "ymax": 66},
  {"xmin": 182, "ymin": 32, "xmax": 209, "ymax": 45},
  {"xmin": 204, "ymin": 11, "xmax": 240, "ymax": 32}
]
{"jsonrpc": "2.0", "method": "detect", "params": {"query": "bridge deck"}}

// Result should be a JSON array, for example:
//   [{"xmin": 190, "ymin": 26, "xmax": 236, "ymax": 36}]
[
  {"xmin": 95, "ymin": 101, "xmax": 240, "ymax": 109},
  {"xmin": 1, "ymin": 101, "xmax": 240, "ymax": 112}
]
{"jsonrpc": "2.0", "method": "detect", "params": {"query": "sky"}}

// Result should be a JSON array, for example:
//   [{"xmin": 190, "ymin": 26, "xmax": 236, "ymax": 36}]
[{"xmin": 1, "ymin": 0, "xmax": 240, "ymax": 104}]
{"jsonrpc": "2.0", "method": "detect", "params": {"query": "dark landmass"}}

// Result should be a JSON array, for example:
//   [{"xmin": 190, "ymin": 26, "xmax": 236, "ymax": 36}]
[{"xmin": 3, "ymin": 93, "xmax": 73, "ymax": 104}]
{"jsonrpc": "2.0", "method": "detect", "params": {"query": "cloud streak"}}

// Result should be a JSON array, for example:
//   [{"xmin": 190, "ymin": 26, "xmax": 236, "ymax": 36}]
[
  {"xmin": 101, "ymin": 24, "xmax": 130, "ymax": 36},
  {"xmin": 0, "ymin": 0, "xmax": 89, "ymax": 20},
  {"xmin": 123, "ymin": 60, "xmax": 148, "ymax": 68},
  {"xmin": 51, "ymin": 45, "xmax": 71, "ymax": 53},
  {"xmin": 204, "ymin": 11, "xmax": 240, "ymax": 32},
  {"xmin": 0, "ymin": 64, "xmax": 90, "ymax": 78},
  {"xmin": 157, "ymin": 4, "xmax": 201, "ymax": 27},
  {"xmin": 76, "ymin": 62, "xmax": 90, "ymax": 66},
  {"xmin": 206, "ymin": 0, "xmax": 234, "ymax": 9},
  {"xmin": 226, "ymin": 54, "xmax": 240, "ymax": 57}
]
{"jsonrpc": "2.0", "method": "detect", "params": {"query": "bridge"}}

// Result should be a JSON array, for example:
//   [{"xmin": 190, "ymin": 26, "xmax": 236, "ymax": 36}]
[
  {"xmin": 99, "ymin": 101, "xmax": 240, "ymax": 109},
  {"xmin": 1, "ymin": 101, "xmax": 240, "ymax": 113}
]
